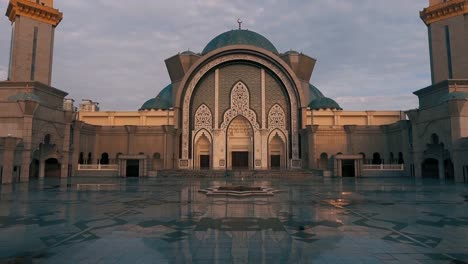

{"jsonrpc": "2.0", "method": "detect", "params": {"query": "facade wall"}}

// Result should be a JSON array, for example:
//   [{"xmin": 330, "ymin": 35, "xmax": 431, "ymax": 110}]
[
  {"xmin": 218, "ymin": 64, "xmax": 261, "ymax": 127},
  {"xmin": 192, "ymin": 71, "xmax": 215, "ymax": 128}
]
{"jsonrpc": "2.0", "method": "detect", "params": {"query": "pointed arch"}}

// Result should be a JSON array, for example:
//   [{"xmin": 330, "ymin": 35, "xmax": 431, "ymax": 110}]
[
  {"xmin": 194, "ymin": 104, "xmax": 213, "ymax": 131},
  {"xmin": 220, "ymin": 81, "xmax": 260, "ymax": 130},
  {"xmin": 268, "ymin": 104, "xmax": 286, "ymax": 131}
]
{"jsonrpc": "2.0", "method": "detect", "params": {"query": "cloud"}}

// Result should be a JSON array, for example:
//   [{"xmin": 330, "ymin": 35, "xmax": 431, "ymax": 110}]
[{"xmin": 0, "ymin": 0, "xmax": 431, "ymax": 111}]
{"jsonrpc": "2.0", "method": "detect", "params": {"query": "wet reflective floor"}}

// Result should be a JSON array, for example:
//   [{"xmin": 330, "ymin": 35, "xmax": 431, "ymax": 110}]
[{"xmin": 0, "ymin": 176, "xmax": 467, "ymax": 264}]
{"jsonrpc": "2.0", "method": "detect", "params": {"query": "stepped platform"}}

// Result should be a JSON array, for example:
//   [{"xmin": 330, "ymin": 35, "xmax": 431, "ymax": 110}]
[{"xmin": 156, "ymin": 169, "xmax": 324, "ymax": 178}]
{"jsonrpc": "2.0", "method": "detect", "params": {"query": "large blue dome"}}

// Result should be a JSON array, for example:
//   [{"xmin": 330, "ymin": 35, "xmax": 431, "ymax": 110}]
[
  {"xmin": 202, "ymin": 29, "xmax": 279, "ymax": 55},
  {"xmin": 140, "ymin": 84, "xmax": 173, "ymax": 110}
]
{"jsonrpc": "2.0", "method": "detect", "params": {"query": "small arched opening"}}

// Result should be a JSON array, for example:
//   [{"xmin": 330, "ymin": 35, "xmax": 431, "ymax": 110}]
[
  {"xmin": 195, "ymin": 133, "xmax": 212, "ymax": 170},
  {"xmin": 100, "ymin": 153, "xmax": 109, "ymax": 165},
  {"xmin": 87, "ymin": 152, "xmax": 92, "ymax": 164},
  {"xmin": 422, "ymin": 158, "xmax": 439, "ymax": 179},
  {"xmin": 44, "ymin": 134, "xmax": 51, "ymax": 145},
  {"xmin": 78, "ymin": 152, "xmax": 84, "ymax": 164},
  {"xmin": 389, "ymin": 152, "xmax": 394, "ymax": 164},
  {"xmin": 372, "ymin": 152, "xmax": 381, "ymax": 165},
  {"xmin": 269, "ymin": 132, "xmax": 286, "ymax": 169},
  {"xmin": 431, "ymin": 133, "xmax": 439, "ymax": 145},
  {"xmin": 398, "ymin": 152, "xmax": 405, "ymax": 164},
  {"xmin": 45, "ymin": 158, "xmax": 61, "ymax": 178}
]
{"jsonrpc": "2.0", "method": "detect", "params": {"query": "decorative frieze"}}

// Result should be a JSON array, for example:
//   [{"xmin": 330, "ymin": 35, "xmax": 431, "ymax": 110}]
[
  {"xmin": 420, "ymin": 0, "xmax": 467, "ymax": 25},
  {"xmin": 7, "ymin": 0, "xmax": 63, "ymax": 26}
]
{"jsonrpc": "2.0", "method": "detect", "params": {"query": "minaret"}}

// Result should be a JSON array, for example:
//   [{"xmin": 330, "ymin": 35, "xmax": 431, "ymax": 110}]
[
  {"xmin": 5, "ymin": 0, "xmax": 63, "ymax": 86},
  {"xmin": 420, "ymin": 0, "xmax": 468, "ymax": 84}
]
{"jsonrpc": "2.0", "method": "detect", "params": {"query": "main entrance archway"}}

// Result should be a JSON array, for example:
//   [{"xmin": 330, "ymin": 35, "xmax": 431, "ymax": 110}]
[{"xmin": 227, "ymin": 116, "xmax": 253, "ymax": 169}]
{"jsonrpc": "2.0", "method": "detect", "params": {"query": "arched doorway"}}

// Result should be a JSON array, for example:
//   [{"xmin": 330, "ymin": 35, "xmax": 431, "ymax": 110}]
[
  {"xmin": 227, "ymin": 116, "xmax": 253, "ymax": 170},
  {"xmin": 87, "ymin": 152, "xmax": 92, "ymax": 164},
  {"xmin": 269, "ymin": 132, "xmax": 286, "ymax": 169},
  {"xmin": 372, "ymin": 152, "xmax": 381, "ymax": 165},
  {"xmin": 194, "ymin": 132, "xmax": 212, "ymax": 170},
  {"xmin": 100, "ymin": 153, "xmax": 109, "ymax": 165},
  {"xmin": 319, "ymin": 153, "xmax": 328, "ymax": 170},
  {"xmin": 45, "ymin": 158, "xmax": 61, "ymax": 178},
  {"xmin": 78, "ymin": 152, "xmax": 84, "ymax": 164},
  {"xmin": 422, "ymin": 158, "xmax": 439, "ymax": 179},
  {"xmin": 398, "ymin": 152, "xmax": 404, "ymax": 164}
]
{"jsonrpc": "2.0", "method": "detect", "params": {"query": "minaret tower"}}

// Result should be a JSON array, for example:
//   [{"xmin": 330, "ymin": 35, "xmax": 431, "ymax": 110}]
[
  {"xmin": 420, "ymin": 0, "xmax": 468, "ymax": 84},
  {"xmin": 5, "ymin": 0, "xmax": 63, "ymax": 86}
]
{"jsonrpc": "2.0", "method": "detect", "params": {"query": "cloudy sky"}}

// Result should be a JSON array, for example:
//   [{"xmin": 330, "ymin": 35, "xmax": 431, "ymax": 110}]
[{"xmin": 0, "ymin": 0, "xmax": 431, "ymax": 111}]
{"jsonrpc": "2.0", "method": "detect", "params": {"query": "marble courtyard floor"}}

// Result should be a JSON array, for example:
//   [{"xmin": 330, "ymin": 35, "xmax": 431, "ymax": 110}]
[{"xmin": 0, "ymin": 176, "xmax": 467, "ymax": 264}]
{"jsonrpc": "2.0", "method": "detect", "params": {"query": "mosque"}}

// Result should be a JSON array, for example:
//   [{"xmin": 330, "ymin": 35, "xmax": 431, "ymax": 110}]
[{"xmin": 0, "ymin": 0, "xmax": 467, "ymax": 184}]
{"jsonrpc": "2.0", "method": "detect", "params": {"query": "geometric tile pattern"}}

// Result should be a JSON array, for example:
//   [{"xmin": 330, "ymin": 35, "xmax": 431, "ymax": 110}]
[{"xmin": 0, "ymin": 177, "xmax": 467, "ymax": 263}]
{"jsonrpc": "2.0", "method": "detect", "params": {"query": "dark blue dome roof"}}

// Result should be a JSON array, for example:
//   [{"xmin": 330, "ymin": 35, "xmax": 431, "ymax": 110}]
[
  {"xmin": 308, "ymin": 97, "xmax": 342, "ymax": 110},
  {"xmin": 202, "ymin": 29, "xmax": 278, "ymax": 55},
  {"xmin": 140, "ymin": 84, "xmax": 173, "ymax": 110}
]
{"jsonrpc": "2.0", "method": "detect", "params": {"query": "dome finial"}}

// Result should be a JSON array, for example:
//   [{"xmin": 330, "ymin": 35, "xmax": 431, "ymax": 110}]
[{"xmin": 237, "ymin": 18, "xmax": 243, "ymax": 30}]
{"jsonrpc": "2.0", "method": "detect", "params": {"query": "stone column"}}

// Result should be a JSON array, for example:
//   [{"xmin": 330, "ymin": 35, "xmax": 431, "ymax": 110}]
[
  {"xmin": 1, "ymin": 137, "xmax": 19, "ymax": 184},
  {"xmin": 438, "ymin": 158, "xmax": 445, "ymax": 180},
  {"xmin": 39, "ymin": 159, "xmax": 45, "ymax": 179},
  {"xmin": 413, "ymin": 152, "xmax": 423, "ymax": 179},
  {"xmin": 20, "ymin": 151, "xmax": 31, "ymax": 182}
]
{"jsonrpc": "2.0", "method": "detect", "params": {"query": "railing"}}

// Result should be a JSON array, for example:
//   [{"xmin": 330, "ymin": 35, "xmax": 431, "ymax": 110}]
[
  {"xmin": 362, "ymin": 164, "xmax": 404, "ymax": 171},
  {"xmin": 77, "ymin": 164, "xmax": 119, "ymax": 171}
]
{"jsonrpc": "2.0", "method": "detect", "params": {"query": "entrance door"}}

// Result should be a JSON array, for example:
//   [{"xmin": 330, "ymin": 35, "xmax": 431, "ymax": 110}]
[
  {"xmin": 232, "ymin": 152, "xmax": 249, "ymax": 169},
  {"xmin": 270, "ymin": 155, "xmax": 281, "ymax": 169},
  {"xmin": 200, "ymin": 155, "xmax": 210, "ymax": 169},
  {"xmin": 126, "ymin": 160, "xmax": 140, "ymax": 177},
  {"xmin": 422, "ymin": 158, "xmax": 438, "ymax": 179},
  {"xmin": 45, "ymin": 158, "xmax": 61, "ymax": 178},
  {"xmin": 342, "ymin": 160, "xmax": 355, "ymax": 177}
]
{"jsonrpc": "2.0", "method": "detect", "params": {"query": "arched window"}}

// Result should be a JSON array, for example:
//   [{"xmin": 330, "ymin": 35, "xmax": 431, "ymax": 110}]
[
  {"xmin": 372, "ymin": 152, "xmax": 381, "ymax": 165},
  {"xmin": 398, "ymin": 152, "xmax": 404, "ymax": 164},
  {"xmin": 153, "ymin": 152, "xmax": 161, "ymax": 160},
  {"xmin": 78, "ymin": 152, "xmax": 84, "ymax": 164},
  {"xmin": 100, "ymin": 153, "xmax": 109, "ymax": 165},
  {"xmin": 87, "ymin": 152, "xmax": 92, "ymax": 164},
  {"xmin": 389, "ymin": 152, "xmax": 394, "ymax": 164},
  {"xmin": 431, "ymin": 133, "xmax": 439, "ymax": 145},
  {"xmin": 319, "ymin": 153, "xmax": 328, "ymax": 170}
]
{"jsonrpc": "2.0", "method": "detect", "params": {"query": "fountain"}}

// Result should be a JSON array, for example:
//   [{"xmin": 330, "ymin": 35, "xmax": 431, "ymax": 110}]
[{"xmin": 199, "ymin": 185, "xmax": 280, "ymax": 197}]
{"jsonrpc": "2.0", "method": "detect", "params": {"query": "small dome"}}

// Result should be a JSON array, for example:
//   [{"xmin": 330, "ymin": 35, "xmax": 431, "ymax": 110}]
[
  {"xmin": 438, "ymin": 91, "xmax": 468, "ymax": 104},
  {"xmin": 8, "ymin": 93, "xmax": 41, "ymax": 103},
  {"xmin": 283, "ymin": 50, "xmax": 300, "ymax": 55},
  {"xmin": 202, "ymin": 29, "xmax": 278, "ymax": 55},
  {"xmin": 140, "ymin": 84, "xmax": 173, "ymax": 110},
  {"xmin": 309, "ymin": 84, "xmax": 325, "ymax": 102},
  {"xmin": 308, "ymin": 97, "xmax": 342, "ymax": 110}
]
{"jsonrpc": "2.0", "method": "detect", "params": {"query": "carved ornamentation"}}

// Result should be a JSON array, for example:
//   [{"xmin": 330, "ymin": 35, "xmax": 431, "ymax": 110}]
[
  {"xmin": 194, "ymin": 104, "xmax": 212, "ymax": 131},
  {"xmin": 268, "ymin": 104, "xmax": 286, "ymax": 131},
  {"xmin": 181, "ymin": 54, "xmax": 300, "ymax": 161},
  {"xmin": 420, "ymin": 0, "xmax": 467, "ymax": 25},
  {"xmin": 7, "ymin": 0, "xmax": 63, "ymax": 26},
  {"xmin": 220, "ymin": 82, "xmax": 260, "ymax": 130}
]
